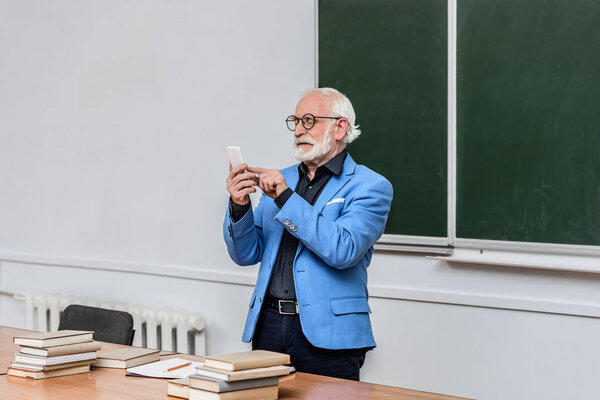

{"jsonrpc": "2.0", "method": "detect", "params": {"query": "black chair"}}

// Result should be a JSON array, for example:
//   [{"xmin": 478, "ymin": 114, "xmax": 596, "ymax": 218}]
[{"xmin": 58, "ymin": 304, "xmax": 135, "ymax": 345}]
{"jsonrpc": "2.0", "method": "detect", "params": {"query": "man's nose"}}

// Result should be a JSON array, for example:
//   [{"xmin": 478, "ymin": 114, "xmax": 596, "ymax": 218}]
[{"xmin": 294, "ymin": 124, "xmax": 307, "ymax": 137}]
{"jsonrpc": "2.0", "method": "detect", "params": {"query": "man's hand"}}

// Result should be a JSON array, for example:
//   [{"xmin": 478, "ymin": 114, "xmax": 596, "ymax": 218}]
[
  {"xmin": 247, "ymin": 167, "xmax": 289, "ymax": 199},
  {"xmin": 226, "ymin": 163, "xmax": 258, "ymax": 205}
]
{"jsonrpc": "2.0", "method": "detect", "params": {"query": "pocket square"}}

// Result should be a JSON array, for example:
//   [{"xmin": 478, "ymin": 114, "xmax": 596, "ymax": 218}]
[{"xmin": 326, "ymin": 198, "xmax": 345, "ymax": 205}]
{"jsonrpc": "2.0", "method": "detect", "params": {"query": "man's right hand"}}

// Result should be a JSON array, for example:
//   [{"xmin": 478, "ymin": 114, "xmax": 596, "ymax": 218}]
[{"xmin": 226, "ymin": 163, "xmax": 258, "ymax": 205}]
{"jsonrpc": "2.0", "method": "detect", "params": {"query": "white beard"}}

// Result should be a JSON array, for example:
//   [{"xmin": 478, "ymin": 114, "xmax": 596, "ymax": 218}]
[{"xmin": 293, "ymin": 126, "xmax": 335, "ymax": 162}]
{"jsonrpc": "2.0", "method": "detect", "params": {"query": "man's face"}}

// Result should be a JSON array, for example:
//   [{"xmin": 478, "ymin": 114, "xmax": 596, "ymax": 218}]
[{"xmin": 292, "ymin": 92, "xmax": 336, "ymax": 163}]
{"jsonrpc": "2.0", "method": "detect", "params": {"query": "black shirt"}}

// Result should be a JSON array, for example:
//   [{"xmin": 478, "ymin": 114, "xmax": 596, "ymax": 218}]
[{"xmin": 229, "ymin": 150, "xmax": 347, "ymax": 300}]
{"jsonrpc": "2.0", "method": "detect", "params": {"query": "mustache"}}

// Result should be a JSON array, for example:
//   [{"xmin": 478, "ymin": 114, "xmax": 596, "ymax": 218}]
[{"xmin": 294, "ymin": 136, "xmax": 316, "ymax": 146}]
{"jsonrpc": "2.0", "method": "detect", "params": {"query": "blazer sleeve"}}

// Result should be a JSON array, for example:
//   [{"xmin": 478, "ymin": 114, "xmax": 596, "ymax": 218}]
[
  {"xmin": 222, "ymin": 194, "xmax": 267, "ymax": 266},
  {"xmin": 273, "ymin": 176, "xmax": 393, "ymax": 269}
]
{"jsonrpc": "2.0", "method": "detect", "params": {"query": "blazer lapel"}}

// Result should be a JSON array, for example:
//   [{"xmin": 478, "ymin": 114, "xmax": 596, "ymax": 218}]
[
  {"xmin": 313, "ymin": 154, "xmax": 357, "ymax": 212},
  {"xmin": 293, "ymin": 154, "xmax": 357, "ymax": 259}
]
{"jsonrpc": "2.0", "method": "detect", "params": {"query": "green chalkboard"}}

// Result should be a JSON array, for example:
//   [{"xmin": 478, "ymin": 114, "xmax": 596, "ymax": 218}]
[
  {"xmin": 457, "ymin": 0, "xmax": 600, "ymax": 245},
  {"xmin": 319, "ymin": 0, "xmax": 448, "ymax": 237}
]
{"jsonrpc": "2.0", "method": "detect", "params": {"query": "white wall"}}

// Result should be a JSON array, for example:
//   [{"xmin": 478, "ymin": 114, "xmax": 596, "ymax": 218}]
[
  {"xmin": 0, "ymin": 0, "xmax": 309, "ymax": 264},
  {"xmin": 2, "ymin": 2, "xmax": 600, "ymax": 400}
]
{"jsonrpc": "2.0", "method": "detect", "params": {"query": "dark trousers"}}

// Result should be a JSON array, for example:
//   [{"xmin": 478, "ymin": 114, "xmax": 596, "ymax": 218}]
[{"xmin": 251, "ymin": 301, "xmax": 369, "ymax": 381}]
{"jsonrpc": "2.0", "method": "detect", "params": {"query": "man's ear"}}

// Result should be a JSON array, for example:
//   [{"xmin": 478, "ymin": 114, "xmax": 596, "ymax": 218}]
[{"xmin": 333, "ymin": 118, "xmax": 349, "ymax": 141}]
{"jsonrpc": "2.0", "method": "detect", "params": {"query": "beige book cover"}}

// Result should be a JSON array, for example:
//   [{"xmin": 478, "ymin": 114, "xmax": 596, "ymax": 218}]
[
  {"xmin": 13, "ymin": 330, "xmax": 94, "ymax": 348},
  {"xmin": 7, "ymin": 364, "xmax": 91, "ymax": 379},
  {"xmin": 92, "ymin": 347, "xmax": 160, "ymax": 368},
  {"xmin": 167, "ymin": 378, "xmax": 190, "ymax": 399},
  {"xmin": 204, "ymin": 350, "xmax": 290, "ymax": 371},
  {"xmin": 20, "ymin": 341, "xmax": 101, "ymax": 357},
  {"xmin": 189, "ymin": 384, "xmax": 278, "ymax": 400},
  {"xmin": 194, "ymin": 365, "xmax": 291, "ymax": 382},
  {"xmin": 10, "ymin": 360, "xmax": 94, "ymax": 372}
]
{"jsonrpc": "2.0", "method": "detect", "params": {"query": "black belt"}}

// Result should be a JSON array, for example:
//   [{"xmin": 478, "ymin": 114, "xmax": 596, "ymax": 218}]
[{"xmin": 265, "ymin": 296, "xmax": 299, "ymax": 315}]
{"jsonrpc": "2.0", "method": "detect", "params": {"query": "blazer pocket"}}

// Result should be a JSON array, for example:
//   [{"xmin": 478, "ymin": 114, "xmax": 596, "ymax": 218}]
[
  {"xmin": 330, "ymin": 297, "xmax": 371, "ymax": 315},
  {"xmin": 321, "ymin": 203, "xmax": 344, "ymax": 220}
]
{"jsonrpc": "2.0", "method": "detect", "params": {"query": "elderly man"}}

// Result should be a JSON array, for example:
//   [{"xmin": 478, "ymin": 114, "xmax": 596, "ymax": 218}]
[{"xmin": 223, "ymin": 88, "xmax": 392, "ymax": 380}]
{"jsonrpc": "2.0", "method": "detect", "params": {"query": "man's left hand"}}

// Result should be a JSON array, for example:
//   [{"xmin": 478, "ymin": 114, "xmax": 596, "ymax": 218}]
[{"xmin": 247, "ymin": 167, "xmax": 289, "ymax": 199}]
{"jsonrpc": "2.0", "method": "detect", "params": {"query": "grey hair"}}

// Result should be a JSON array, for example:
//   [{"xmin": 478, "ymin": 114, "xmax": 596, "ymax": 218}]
[{"xmin": 302, "ymin": 87, "xmax": 362, "ymax": 144}]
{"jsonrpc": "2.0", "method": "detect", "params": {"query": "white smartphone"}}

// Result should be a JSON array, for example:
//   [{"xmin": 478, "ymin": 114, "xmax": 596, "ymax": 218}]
[{"xmin": 227, "ymin": 146, "xmax": 244, "ymax": 169}]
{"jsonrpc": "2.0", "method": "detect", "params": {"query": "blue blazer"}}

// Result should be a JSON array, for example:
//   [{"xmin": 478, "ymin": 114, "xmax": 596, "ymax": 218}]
[{"xmin": 223, "ymin": 155, "xmax": 393, "ymax": 349}]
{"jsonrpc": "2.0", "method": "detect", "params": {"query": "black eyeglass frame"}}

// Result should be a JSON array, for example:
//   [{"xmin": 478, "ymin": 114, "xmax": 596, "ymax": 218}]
[{"xmin": 285, "ymin": 113, "xmax": 342, "ymax": 131}]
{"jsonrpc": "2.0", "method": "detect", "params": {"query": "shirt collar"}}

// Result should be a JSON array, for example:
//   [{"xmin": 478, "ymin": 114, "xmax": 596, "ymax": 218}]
[{"xmin": 299, "ymin": 149, "xmax": 347, "ymax": 178}]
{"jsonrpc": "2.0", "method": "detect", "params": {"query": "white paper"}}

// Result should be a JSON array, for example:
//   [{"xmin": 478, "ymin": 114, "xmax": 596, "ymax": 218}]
[{"xmin": 126, "ymin": 357, "xmax": 204, "ymax": 379}]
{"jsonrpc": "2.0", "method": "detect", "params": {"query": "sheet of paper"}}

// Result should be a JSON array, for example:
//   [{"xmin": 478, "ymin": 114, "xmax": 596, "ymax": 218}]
[{"xmin": 126, "ymin": 357, "xmax": 204, "ymax": 379}]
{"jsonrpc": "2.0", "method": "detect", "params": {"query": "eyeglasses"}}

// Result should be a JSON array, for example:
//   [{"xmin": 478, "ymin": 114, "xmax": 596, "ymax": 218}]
[{"xmin": 285, "ymin": 113, "xmax": 341, "ymax": 131}]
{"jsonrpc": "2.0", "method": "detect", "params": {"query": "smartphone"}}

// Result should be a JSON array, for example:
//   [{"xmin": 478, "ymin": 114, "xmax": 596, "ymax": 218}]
[{"xmin": 227, "ymin": 146, "xmax": 244, "ymax": 169}]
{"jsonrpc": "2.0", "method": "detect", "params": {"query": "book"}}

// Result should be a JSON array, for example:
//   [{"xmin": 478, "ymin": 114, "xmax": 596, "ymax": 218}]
[
  {"xmin": 14, "ymin": 351, "xmax": 97, "ymax": 366},
  {"xmin": 7, "ymin": 364, "xmax": 91, "ymax": 379},
  {"xmin": 92, "ymin": 347, "xmax": 160, "ymax": 368},
  {"xmin": 189, "ymin": 375, "xmax": 279, "ymax": 393},
  {"xmin": 189, "ymin": 384, "xmax": 278, "ymax": 400},
  {"xmin": 10, "ymin": 360, "xmax": 94, "ymax": 372},
  {"xmin": 204, "ymin": 350, "xmax": 290, "ymax": 371},
  {"xmin": 194, "ymin": 365, "xmax": 291, "ymax": 382},
  {"xmin": 20, "ymin": 341, "xmax": 101, "ymax": 357},
  {"xmin": 167, "ymin": 378, "xmax": 190, "ymax": 399},
  {"xmin": 13, "ymin": 330, "xmax": 94, "ymax": 348}
]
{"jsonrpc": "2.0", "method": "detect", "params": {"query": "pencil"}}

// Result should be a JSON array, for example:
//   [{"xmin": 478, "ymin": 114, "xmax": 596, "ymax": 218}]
[{"xmin": 166, "ymin": 362, "xmax": 191, "ymax": 372}]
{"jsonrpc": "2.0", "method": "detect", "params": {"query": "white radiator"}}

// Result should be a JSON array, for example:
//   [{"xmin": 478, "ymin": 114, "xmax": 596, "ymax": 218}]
[{"xmin": 23, "ymin": 293, "xmax": 206, "ymax": 356}]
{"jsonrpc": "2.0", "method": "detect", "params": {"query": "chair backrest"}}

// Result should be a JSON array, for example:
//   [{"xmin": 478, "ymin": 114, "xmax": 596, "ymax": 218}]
[{"xmin": 58, "ymin": 304, "xmax": 135, "ymax": 345}]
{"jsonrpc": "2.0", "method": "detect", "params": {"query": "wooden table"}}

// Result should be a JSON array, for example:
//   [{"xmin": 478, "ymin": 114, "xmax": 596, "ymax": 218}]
[{"xmin": 0, "ymin": 326, "xmax": 467, "ymax": 400}]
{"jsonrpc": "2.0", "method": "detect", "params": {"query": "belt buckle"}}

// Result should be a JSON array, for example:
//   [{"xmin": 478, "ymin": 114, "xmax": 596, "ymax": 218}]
[{"xmin": 278, "ymin": 299, "xmax": 298, "ymax": 315}]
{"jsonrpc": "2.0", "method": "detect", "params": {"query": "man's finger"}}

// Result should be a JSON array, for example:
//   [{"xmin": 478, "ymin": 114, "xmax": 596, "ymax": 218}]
[
  {"xmin": 232, "ymin": 170, "xmax": 257, "ymax": 180},
  {"xmin": 228, "ymin": 163, "xmax": 248, "ymax": 179},
  {"xmin": 235, "ymin": 163, "xmax": 248, "ymax": 174},
  {"xmin": 238, "ymin": 187, "xmax": 257, "ymax": 197},
  {"xmin": 230, "ymin": 170, "xmax": 256, "ymax": 185},
  {"xmin": 234, "ymin": 178, "xmax": 259, "ymax": 191},
  {"xmin": 256, "ymin": 180, "xmax": 268, "ymax": 193},
  {"xmin": 247, "ymin": 166, "xmax": 268, "ymax": 173}
]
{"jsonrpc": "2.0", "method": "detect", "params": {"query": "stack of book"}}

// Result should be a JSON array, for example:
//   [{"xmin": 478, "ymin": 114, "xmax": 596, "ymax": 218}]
[
  {"xmin": 167, "ymin": 350, "xmax": 292, "ymax": 400},
  {"xmin": 7, "ymin": 330, "xmax": 100, "ymax": 379}
]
